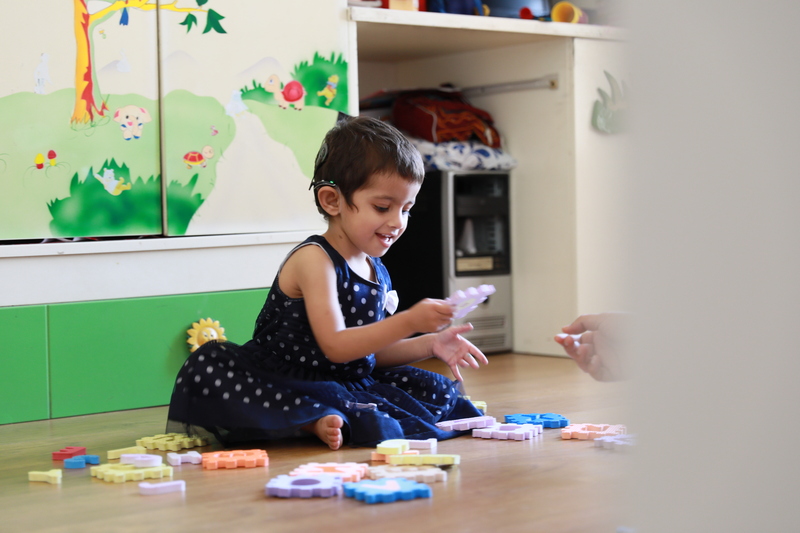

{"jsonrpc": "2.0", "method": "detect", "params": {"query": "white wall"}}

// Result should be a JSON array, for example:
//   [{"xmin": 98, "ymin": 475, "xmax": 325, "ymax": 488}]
[{"xmin": 624, "ymin": 0, "xmax": 800, "ymax": 530}]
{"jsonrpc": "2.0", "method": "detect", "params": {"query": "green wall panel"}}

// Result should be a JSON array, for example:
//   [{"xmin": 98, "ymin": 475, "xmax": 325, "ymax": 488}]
[
  {"xmin": 48, "ymin": 289, "xmax": 268, "ymax": 418},
  {"xmin": 0, "ymin": 306, "xmax": 49, "ymax": 424}
]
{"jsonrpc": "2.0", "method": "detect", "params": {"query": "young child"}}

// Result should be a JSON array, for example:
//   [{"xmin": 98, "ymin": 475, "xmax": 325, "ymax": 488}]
[{"xmin": 167, "ymin": 116, "xmax": 488, "ymax": 449}]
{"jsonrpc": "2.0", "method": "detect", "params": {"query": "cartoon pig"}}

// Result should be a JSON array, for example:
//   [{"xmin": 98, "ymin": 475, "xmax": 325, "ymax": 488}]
[{"xmin": 113, "ymin": 105, "xmax": 152, "ymax": 140}]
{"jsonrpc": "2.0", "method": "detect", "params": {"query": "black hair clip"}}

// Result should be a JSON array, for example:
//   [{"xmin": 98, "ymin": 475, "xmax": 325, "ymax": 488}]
[{"xmin": 309, "ymin": 180, "xmax": 337, "ymax": 191}]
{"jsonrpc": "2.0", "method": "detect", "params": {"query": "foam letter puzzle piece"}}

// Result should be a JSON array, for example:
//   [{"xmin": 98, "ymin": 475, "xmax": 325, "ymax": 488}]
[
  {"xmin": 28, "ymin": 469, "xmax": 62, "ymax": 484},
  {"xmin": 561, "ymin": 424, "xmax": 627, "ymax": 440},
  {"xmin": 376, "ymin": 439, "xmax": 410, "ymax": 455},
  {"xmin": 435, "ymin": 415, "xmax": 496, "ymax": 431},
  {"xmin": 136, "ymin": 433, "xmax": 208, "ymax": 451},
  {"xmin": 407, "ymin": 438, "xmax": 438, "ymax": 454},
  {"xmin": 371, "ymin": 449, "xmax": 419, "ymax": 463},
  {"xmin": 266, "ymin": 474, "xmax": 343, "ymax": 498},
  {"xmin": 447, "ymin": 285, "xmax": 496, "ymax": 319},
  {"xmin": 63, "ymin": 455, "xmax": 100, "ymax": 469},
  {"xmin": 368, "ymin": 464, "xmax": 447, "ymax": 483},
  {"xmin": 594, "ymin": 434, "xmax": 636, "ymax": 450},
  {"xmin": 289, "ymin": 462, "xmax": 369, "ymax": 482},
  {"xmin": 52, "ymin": 446, "xmax": 87, "ymax": 460},
  {"xmin": 139, "ymin": 480, "xmax": 186, "ymax": 495},
  {"xmin": 120, "ymin": 454, "xmax": 163, "ymax": 467},
  {"xmin": 387, "ymin": 454, "xmax": 460, "ymax": 466},
  {"xmin": 91, "ymin": 463, "xmax": 173, "ymax": 483},
  {"xmin": 344, "ymin": 478, "xmax": 432, "ymax": 504},
  {"xmin": 472, "ymin": 423, "xmax": 543, "ymax": 440},
  {"xmin": 167, "ymin": 451, "xmax": 202, "ymax": 466},
  {"xmin": 505, "ymin": 413, "xmax": 570, "ymax": 428},
  {"xmin": 107, "ymin": 446, "xmax": 146, "ymax": 460},
  {"xmin": 201, "ymin": 450, "xmax": 268, "ymax": 469}
]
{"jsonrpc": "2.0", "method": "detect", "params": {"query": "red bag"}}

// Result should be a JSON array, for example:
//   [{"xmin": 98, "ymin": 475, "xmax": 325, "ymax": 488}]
[{"xmin": 392, "ymin": 90, "xmax": 501, "ymax": 148}]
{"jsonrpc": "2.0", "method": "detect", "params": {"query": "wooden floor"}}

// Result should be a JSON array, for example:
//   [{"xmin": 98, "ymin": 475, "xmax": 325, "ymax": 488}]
[{"xmin": 0, "ymin": 354, "xmax": 629, "ymax": 533}]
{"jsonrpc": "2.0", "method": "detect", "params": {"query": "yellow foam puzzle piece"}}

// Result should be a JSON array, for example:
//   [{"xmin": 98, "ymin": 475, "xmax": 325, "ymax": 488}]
[
  {"xmin": 91, "ymin": 463, "xmax": 173, "ymax": 483},
  {"xmin": 387, "ymin": 454, "xmax": 460, "ymax": 466},
  {"xmin": 28, "ymin": 469, "xmax": 62, "ymax": 484}
]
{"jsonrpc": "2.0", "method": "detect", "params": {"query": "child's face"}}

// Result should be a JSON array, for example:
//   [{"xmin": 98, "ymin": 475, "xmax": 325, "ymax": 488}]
[{"xmin": 339, "ymin": 172, "xmax": 420, "ymax": 258}]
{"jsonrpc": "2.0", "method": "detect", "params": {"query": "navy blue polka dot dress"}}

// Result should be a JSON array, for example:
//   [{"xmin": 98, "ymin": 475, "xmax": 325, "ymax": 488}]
[{"xmin": 167, "ymin": 235, "xmax": 480, "ymax": 447}]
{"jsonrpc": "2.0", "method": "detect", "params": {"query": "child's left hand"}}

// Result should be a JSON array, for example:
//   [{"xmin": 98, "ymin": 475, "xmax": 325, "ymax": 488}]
[{"xmin": 431, "ymin": 323, "xmax": 489, "ymax": 382}]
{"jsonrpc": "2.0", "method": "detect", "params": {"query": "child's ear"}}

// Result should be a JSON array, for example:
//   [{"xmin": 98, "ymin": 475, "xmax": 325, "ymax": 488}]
[{"xmin": 317, "ymin": 186, "xmax": 341, "ymax": 217}]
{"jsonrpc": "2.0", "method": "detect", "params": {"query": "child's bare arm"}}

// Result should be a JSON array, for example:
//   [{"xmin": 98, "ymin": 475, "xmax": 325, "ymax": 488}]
[
  {"xmin": 283, "ymin": 246, "xmax": 453, "ymax": 363},
  {"xmin": 375, "ymin": 324, "xmax": 489, "ymax": 382}
]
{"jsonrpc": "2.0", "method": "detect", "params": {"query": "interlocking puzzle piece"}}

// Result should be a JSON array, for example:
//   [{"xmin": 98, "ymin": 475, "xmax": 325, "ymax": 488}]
[
  {"xmin": 64, "ymin": 455, "xmax": 100, "ymax": 469},
  {"xmin": 344, "ymin": 478, "xmax": 432, "ymax": 504},
  {"xmin": 266, "ymin": 474, "xmax": 343, "ymax": 498},
  {"xmin": 289, "ymin": 462, "xmax": 369, "ymax": 482},
  {"xmin": 472, "ymin": 423, "xmax": 542, "ymax": 441},
  {"xmin": 376, "ymin": 439, "xmax": 410, "ymax": 455},
  {"xmin": 387, "ymin": 454, "xmax": 460, "ymax": 466},
  {"xmin": 139, "ymin": 480, "xmax": 186, "ymax": 495},
  {"xmin": 505, "ymin": 413, "xmax": 570, "ymax": 428},
  {"xmin": 91, "ymin": 463, "xmax": 173, "ymax": 483},
  {"xmin": 435, "ymin": 415, "xmax": 496, "ymax": 431},
  {"xmin": 28, "ymin": 469, "xmax": 62, "ymax": 484},
  {"xmin": 136, "ymin": 433, "xmax": 208, "ymax": 451},
  {"xmin": 561, "ymin": 424, "xmax": 627, "ymax": 440},
  {"xmin": 594, "ymin": 434, "xmax": 636, "ymax": 450},
  {"xmin": 470, "ymin": 400, "xmax": 487, "ymax": 414},
  {"xmin": 447, "ymin": 285, "xmax": 496, "ymax": 319},
  {"xmin": 120, "ymin": 454, "xmax": 163, "ymax": 467},
  {"xmin": 52, "ymin": 446, "xmax": 87, "ymax": 460},
  {"xmin": 407, "ymin": 438, "xmax": 438, "ymax": 454},
  {"xmin": 201, "ymin": 449, "xmax": 268, "ymax": 470},
  {"xmin": 368, "ymin": 464, "xmax": 447, "ymax": 483},
  {"xmin": 167, "ymin": 451, "xmax": 202, "ymax": 466},
  {"xmin": 371, "ymin": 449, "xmax": 419, "ymax": 463},
  {"xmin": 107, "ymin": 446, "xmax": 146, "ymax": 460}
]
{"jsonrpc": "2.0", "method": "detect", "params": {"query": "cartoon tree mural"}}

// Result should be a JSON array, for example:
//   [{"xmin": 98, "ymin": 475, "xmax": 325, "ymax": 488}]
[{"xmin": 71, "ymin": 0, "xmax": 226, "ymax": 126}]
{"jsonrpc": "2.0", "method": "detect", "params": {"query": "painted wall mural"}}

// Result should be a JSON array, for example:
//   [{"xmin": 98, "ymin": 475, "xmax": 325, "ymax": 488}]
[{"xmin": 0, "ymin": 0, "xmax": 350, "ymax": 241}]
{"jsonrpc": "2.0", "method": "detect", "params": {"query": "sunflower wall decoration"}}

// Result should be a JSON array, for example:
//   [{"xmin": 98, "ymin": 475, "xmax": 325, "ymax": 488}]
[{"xmin": 186, "ymin": 318, "xmax": 227, "ymax": 352}]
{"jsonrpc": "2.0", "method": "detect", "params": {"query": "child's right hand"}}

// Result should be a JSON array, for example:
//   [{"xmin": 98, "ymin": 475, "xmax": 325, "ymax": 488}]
[{"xmin": 405, "ymin": 298, "xmax": 454, "ymax": 333}]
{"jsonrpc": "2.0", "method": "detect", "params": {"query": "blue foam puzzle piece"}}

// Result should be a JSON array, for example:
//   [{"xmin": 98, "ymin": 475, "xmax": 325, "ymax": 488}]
[
  {"xmin": 504, "ymin": 413, "xmax": 569, "ymax": 428},
  {"xmin": 343, "ymin": 477, "xmax": 432, "ymax": 504}
]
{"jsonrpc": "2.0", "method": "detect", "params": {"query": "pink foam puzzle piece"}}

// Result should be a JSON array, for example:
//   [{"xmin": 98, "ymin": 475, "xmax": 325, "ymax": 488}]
[
  {"xmin": 407, "ymin": 438, "xmax": 438, "ymax": 454},
  {"xmin": 561, "ymin": 423, "xmax": 627, "ymax": 440},
  {"xmin": 435, "ymin": 415, "xmax": 496, "ymax": 431},
  {"xmin": 139, "ymin": 480, "xmax": 186, "ymax": 495},
  {"xmin": 289, "ymin": 462, "xmax": 370, "ymax": 482},
  {"xmin": 472, "ymin": 423, "xmax": 543, "ymax": 440},
  {"xmin": 447, "ymin": 285, "xmax": 496, "ymax": 319}
]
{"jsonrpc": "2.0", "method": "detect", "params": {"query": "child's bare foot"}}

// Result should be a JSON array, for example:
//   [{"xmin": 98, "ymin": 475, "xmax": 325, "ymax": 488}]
[{"xmin": 303, "ymin": 415, "xmax": 344, "ymax": 450}]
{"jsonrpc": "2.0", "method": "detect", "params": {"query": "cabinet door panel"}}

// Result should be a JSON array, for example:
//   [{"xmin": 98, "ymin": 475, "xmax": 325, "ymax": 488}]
[
  {"xmin": 159, "ymin": 0, "xmax": 350, "ymax": 236},
  {"xmin": 48, "ymin": 289, "xmax": 267, "ymax": 418},
  {"xmin": 0, "ymin": 306, "xmax": 49, "ymax": 424},
  {"xmin": 0, "ymin": 1, "xmax": 161, "ymax": 240}
]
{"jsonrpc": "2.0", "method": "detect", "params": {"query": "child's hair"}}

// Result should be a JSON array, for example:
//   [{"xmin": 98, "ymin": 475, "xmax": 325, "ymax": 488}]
[{"xmin": 310, "ymin": 115, "xmax": 425, "ymax": 219}]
